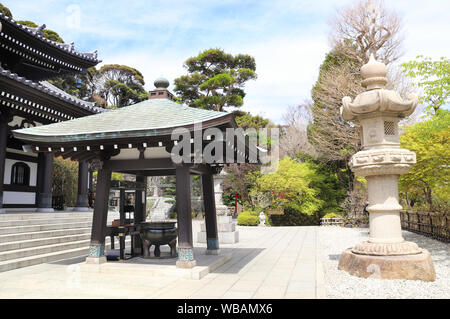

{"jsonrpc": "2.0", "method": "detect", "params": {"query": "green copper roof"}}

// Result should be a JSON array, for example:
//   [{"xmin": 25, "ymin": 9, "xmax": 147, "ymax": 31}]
[{"xmin": 12, "ymin": 98, "xmax": 233, "ymax": 144}]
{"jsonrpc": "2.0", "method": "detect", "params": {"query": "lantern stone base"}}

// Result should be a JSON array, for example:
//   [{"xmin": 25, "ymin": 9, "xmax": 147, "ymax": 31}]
[{"xmin": 338, "ymin": 248, "xmax": 435, "ymax": 282}]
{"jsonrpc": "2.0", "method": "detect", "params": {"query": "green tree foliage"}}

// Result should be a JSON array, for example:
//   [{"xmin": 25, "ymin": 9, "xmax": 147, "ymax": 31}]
[
  {"xmin": 174, "ymin": 48, "xmax": 257, "ymax": 111},
  {"xmin": 0, "ymin": 2, "xmax": 12, "ymax": 18},
  {"xmin": 401, "ymin": 56, "xmax": 450, "ymax": 116},
  {"xmin": 52, "ymin": 157, "xmax": 78, "ymax": 207},
  {"xmin": 94, "ymin": 64, "xmax": 148, "ymax": 108},
  {"xmin": 49, "ymin": 67, "xmax": 97, "ymax": 101},
  {"xmin": 49, "ymin": 64, "xmax": 148, "ymax": 109},
  {"xmin": 233, "ymin": 110, "xmax": 271, "ymax": 130},
  {"xmin": 294, "ymin": 153, "xmax": 347, "ymax": 216},
  {"xmin": 91, "ymin": 171, "xmax": 124, "ymax": 193},
  {"xmin": 223, "ymin": 164, "xmax": 261, "ymax": 208},
  {"xmin": 399, "ymin": 110, "xmax": 450, "ymax": 211},
  {"xmin": 308, "ymin": 47, "xmax": 364, "ymax": 215},
  {"xmin": 250, "ymin": 157, "xmax": 323, "ymax": 215},
  {"xmin": 309, "ymin": 47, "xmax": 363, "ymax": 165},
  {"xmin": 17, "ymin": 20, "xmax": 64, "ymax": 43}
]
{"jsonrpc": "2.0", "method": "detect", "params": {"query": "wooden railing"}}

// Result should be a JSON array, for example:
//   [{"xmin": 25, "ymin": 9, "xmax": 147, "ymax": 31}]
[
  {"xmin": 320, "ymin": 217, "xmax": 344, "ymax": 226},
  {"xmin": 400, "ymin": 210, "xmax": 450, "ymax": 243}
]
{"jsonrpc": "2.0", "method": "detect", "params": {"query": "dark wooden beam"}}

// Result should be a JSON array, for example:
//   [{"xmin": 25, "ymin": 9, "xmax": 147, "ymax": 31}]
[
  {"xmin": 104, "ymin": 158, "xmax": 176, "ymax": 171},
  {"xmin": 175, "ymin": 164, "xmax": 196, "ymax": 268},
  {"xmin": 202, "ymin": 173, "xmax": 219, "ymax": 252},
  {"xmin": 115, "ymin": 169, "xmax": 176, "ymax": 177},
  {"xmin": 87, "ymin": 167, "xmax": 112, "ymax": 260},
  {"xmin": 69, "ymin": 150, "xmax": 92, "ymax": 161}
]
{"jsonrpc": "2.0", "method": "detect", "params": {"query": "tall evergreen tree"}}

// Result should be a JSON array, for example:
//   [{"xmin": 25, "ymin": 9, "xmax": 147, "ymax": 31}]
[{"xmin": 174, "ymin": 48, "xmax": 257, "ymax": 111}]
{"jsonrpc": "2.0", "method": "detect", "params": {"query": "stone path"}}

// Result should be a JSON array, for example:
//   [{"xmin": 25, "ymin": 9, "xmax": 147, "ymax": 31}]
[{"xmin": 0, "ymin": 223, "xmax": 324, "ymax": 299}]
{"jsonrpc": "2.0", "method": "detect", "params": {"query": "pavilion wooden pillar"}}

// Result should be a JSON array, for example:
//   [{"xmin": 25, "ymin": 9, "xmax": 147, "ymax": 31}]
[
  {"xmin": 36, "ymin": 153, "xmax": 54, "ymax": 213},
  {"xmin": 118, "ymin": 188, "xmax": 126, "ymax": 261},
  {"xmin": 175, "ymin": 164, "xmax": 196, "ymax": 268},
  {"xmin": 88, "ymin": 170, "xmax": 93, "ymax": 208},
  {"xmin": 133, "ymin": 174, "xmax": 146, "ymax": 254},
  {"xmin": 0, "ymin": 111, "xmax": 12, "ymax": 213},
  {"xmin": 202, "ymin": 173, "xmax": 220, "ymax": 254},
  {"xmin": 86, "ymin": 166, "xmax": 111, "ymax": 264},
  {"xmin": 74, "ymin": 160, "xmax": 89, "ymax": 211}
]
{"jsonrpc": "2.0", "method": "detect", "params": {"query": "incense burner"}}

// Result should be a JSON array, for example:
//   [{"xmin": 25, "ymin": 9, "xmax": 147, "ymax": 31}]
[{"xmin": 138, "ymin": 222, "xmax": 177, "ymax": 258}]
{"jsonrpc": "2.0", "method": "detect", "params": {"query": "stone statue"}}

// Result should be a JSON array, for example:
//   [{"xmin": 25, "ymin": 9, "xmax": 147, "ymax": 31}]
[
  {"xmin": 338, "ymin": 54, "xmax": 435, "ymax": 281},
  {"xmin": 259, "ymin": 212, "xmax": 266, "ymax": 227}
]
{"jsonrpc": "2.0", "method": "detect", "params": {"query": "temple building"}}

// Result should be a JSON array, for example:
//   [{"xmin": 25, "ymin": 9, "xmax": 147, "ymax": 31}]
[{"xmin": 0, "ymin": 13, "xmax": 102, "ymax": 212}]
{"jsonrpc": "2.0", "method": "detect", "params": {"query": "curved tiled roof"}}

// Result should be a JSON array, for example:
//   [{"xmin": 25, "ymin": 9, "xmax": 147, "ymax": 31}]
[
  {"xmin": 12, "ymin": 98, "xmax": 233, "ymax": 143},
  {"xmin": 0, "ymin": 66, "xmax": 104, "ymax": 114},
  {"xmin": 0, "ymin": 13, "xmax": 100, "ymax": 63}
]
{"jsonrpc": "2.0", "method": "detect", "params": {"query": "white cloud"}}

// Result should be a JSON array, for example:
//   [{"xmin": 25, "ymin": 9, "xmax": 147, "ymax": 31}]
[{"xmin": 4, "ymin": 0, "xmax": 449, "ymax": 125}]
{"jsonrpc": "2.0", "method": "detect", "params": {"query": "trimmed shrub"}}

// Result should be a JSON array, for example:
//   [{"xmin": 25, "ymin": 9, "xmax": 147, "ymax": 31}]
[
  {"xmin": 237, "ymin": 210, "xmax": 259, "ymax": 226},
  {"xmin": 269, "ymin": 208, "xmax": 321, "ymax": 226},
  {"xmin": 323, "ymin": 212, "xmax": 339, "ymax": 219}
]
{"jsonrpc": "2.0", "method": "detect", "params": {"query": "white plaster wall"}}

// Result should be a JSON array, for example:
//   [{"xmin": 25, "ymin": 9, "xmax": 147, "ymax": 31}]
[
  {"xmin": 3, "ymin": 191, "xmax": 36, "ymax": 205},
  {"xmin": 3, "ymin": 158, "xmax": 38, "ymax": 186}
]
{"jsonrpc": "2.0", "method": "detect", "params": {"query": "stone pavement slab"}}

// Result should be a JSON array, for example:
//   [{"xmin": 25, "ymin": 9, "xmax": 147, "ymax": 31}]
[{"xmin": 0, "ymin": 224, "xmax": 324, "ymax": 299}]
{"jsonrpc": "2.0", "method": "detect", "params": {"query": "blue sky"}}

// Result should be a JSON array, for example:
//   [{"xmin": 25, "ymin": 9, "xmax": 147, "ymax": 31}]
[{"xmin": 3, "ymin": 0, "xmax": 449, "ymax": 123}]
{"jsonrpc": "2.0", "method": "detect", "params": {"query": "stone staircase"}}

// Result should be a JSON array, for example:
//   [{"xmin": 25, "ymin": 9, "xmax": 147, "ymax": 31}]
[
  {"xmin": 0, "ymin": 211, "xmax": 120, "ymax": 273},
  {"xmin": 148, "ymin": 197, "xmax": 174, "ymax": 221}
]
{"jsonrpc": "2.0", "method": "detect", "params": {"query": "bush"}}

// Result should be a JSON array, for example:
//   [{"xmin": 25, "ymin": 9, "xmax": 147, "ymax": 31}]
[
  {"xmin": 52, "ymin": 157, "xmax": 78, "ymax": 207},
  {"xmin": 323, "ymin": 212, "xmax": 339, "ymax": 219},
  {"xmin": 270, "ymin": 208, "xmax": 321, "ymax": 226},
  {"xmin": 237, "ymin": 210, "xmax": 259, "ymax": 226}
]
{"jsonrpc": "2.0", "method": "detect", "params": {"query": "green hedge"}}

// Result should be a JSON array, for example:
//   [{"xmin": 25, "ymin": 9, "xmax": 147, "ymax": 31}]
[
  {"xmin": 269, "ymin": 208, "xmax": 321, "ymax": 226},
  {"xmin": 237, "ymin": 210, "xmax": 259, "ymax": 226},
  {"xmin": 322, "ymin": 212, "xmax": 339, "ymax": 219}
]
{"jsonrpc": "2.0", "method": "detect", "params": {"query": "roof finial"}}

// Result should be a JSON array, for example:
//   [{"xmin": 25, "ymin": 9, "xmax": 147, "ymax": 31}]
[
  {"xmin": 360, "ymin": 53, "xmax": 387, "ymax": 90},
  {"xmin": 154, "ymin": 76, "xmax": 169, "ymax": 89}
]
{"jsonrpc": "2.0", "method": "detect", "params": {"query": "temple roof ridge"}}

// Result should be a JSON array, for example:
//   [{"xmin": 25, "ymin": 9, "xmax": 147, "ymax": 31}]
[
  {"xmin": 0, "ymin": 65, "xmax": 105, "ymax": 114},
  {"xmin": 0, "ymin": 12, "xmax": 101, "ymax": 63}
]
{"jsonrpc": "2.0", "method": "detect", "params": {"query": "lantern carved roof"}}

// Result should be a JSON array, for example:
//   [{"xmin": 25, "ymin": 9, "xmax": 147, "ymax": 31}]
[{"xmin": 340, "ymin": 54, "xmax": 418, "ymax": 121}]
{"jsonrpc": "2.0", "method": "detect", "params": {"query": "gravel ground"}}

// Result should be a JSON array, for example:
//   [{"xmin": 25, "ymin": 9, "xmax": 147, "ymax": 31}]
[{"xmin": 317, "ymin": 227, "xmax": 450, "ymax": 299}]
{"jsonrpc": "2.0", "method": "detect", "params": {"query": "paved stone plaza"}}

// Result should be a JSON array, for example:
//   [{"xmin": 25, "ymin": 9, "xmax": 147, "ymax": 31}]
[
  {"xmin": 0, "ymin": 222, "xmax": 324, "ymax": 299},
  {"xmin": 1, "ymin": 222, "xmax": 447, "ymax": 299}
]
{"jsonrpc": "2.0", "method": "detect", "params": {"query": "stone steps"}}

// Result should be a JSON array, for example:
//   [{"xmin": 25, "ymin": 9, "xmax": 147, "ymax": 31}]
[
  {"xmin": 0, "ymin": 238, "xmax": 95, "ymax": 262},
  {"xmin": 0, "ymin": 221, "xmax": 93, "ymax": 235},
  {"xmin": 0, "ymin": 212, "xmax": 95, "ymax": 220},
  {"xmin": 0, "ymin": 227, "xmax": 92, "ymax": 243},
  {"xmin": 0, "ymin": 233, "xmax": 91, "ymax": 252},
  {"xmin": 0, "ymin": 238, "xmax": 121, "ymax": 273},
  {"xmin": 0, "ymin": 211, "xmax": 122, "ymax": 273},
  {"xmin": 148, "ymin": 197, "xmax": 174, "ymax": 221},
  {"xmin": 0, "ymin": 217, "xmax": 92, "ymax": 227}
]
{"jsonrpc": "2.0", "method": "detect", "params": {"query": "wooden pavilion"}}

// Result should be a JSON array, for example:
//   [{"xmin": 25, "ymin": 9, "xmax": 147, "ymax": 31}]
[{"xmin": 12, "ymin": 79, "xmax": 262, "ymax": 268}]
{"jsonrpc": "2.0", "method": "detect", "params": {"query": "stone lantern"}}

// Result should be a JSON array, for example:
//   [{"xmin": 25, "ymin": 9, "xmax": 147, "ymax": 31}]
[
  {"xmin": 214, "ymin": 169, "xmax": 229, "ymax": 216},
  {"xmin": 338, "ymin": 54, "xmax": 435, "ymax": 281}
]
